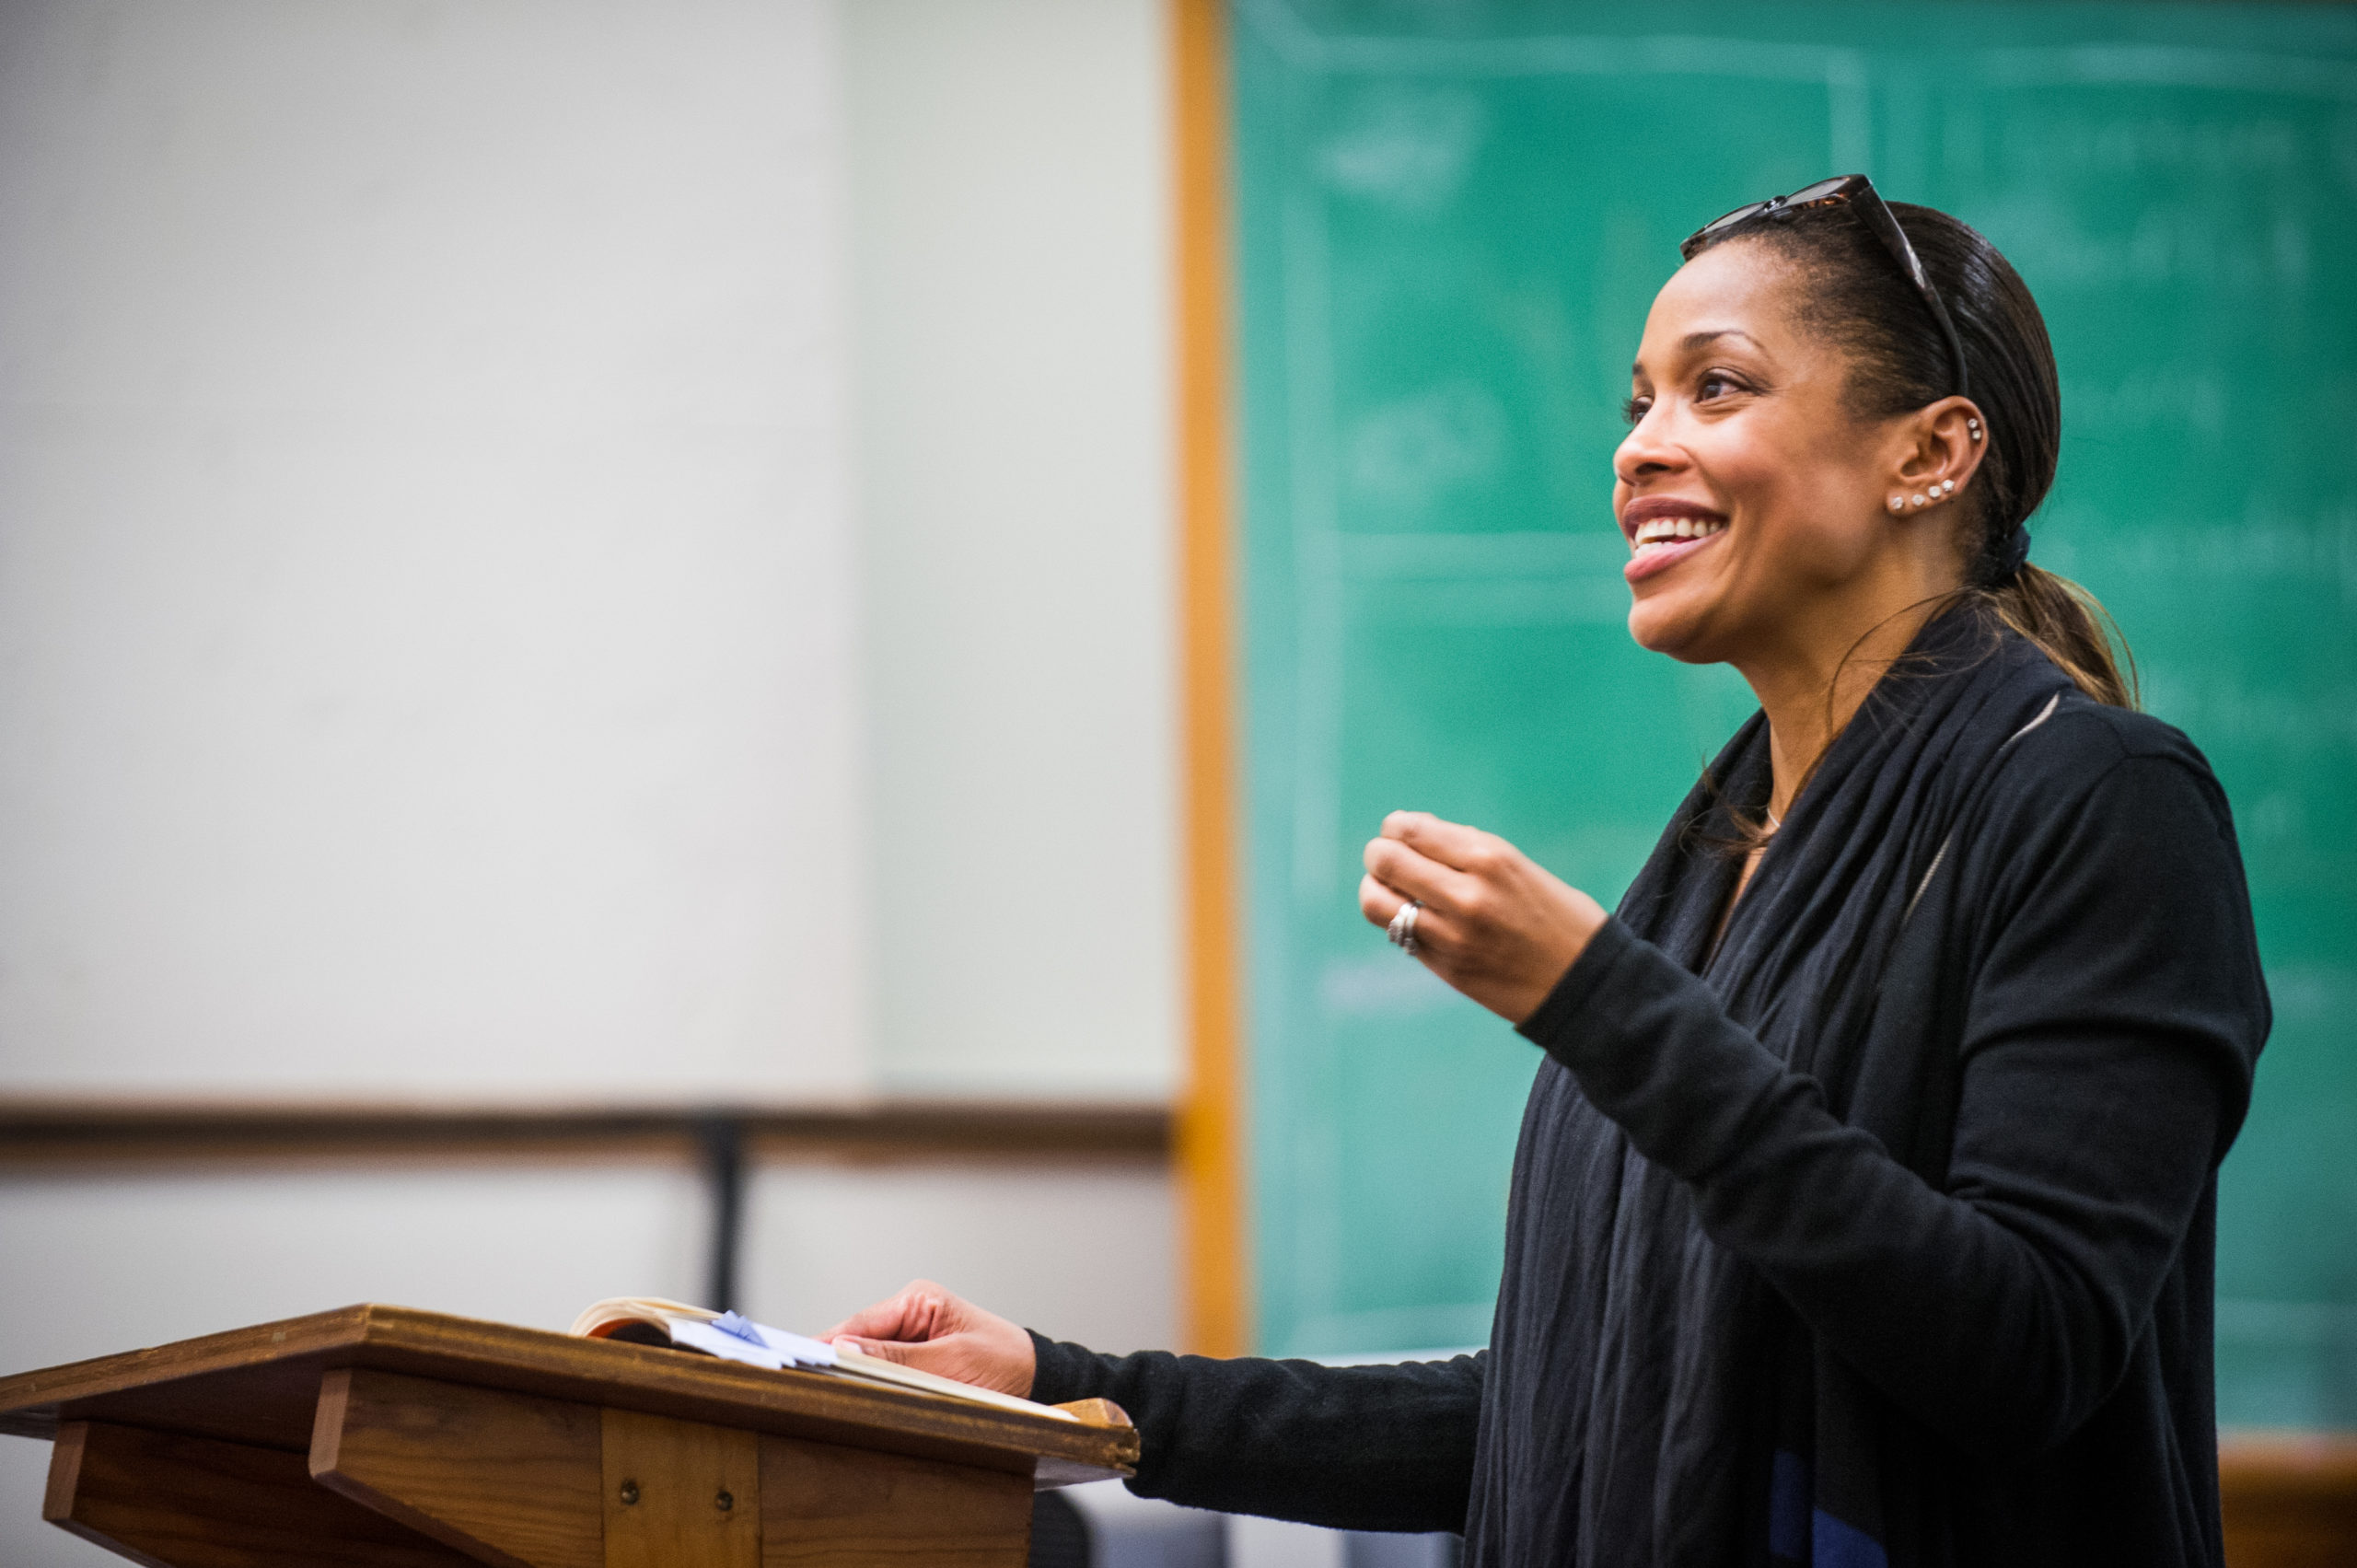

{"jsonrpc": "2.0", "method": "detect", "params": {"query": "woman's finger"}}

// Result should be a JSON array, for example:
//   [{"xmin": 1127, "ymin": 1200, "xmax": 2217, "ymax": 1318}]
[
  {"xmin": 1359, "ymin": 873, "xmax": 1466, "ymax": 960},
  {"xmin": 820, "ymin": 1279, "xmax": 957, "ymax": 1344},
  {"xmin": 821, "ymin": 1294, "xmax": 924, "ymax": 1344},
  {"xmin": 832, "ymin": 1332, "xmax": 979, "ymax": 1384},
  {"xmin": 832, "ymin": 1334, "xmax": 914, "ymax": 1363},
  {"xmin": 1364, "ymin": 833, "xmax": 1481, "ymax": 912},
  {"xmin": 1382, "ymin": 810, "xmax": 1505, "ymax": 876}
]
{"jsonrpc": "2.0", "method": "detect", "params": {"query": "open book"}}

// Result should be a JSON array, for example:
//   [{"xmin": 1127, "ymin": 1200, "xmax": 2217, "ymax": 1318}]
[{"xmin": 569, "ymin": 1296, "xmax": 1078, "ymax": 1423}]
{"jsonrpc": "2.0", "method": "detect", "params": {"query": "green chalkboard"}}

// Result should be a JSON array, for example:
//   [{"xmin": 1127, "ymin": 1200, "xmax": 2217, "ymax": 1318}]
[{"xmin": 1231, "ymin": 0, "xmax": 2357, "ymax": 1428}]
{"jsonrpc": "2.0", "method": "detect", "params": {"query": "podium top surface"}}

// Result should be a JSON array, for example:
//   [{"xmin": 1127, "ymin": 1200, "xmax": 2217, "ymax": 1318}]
[{"xmin": 0, "ymin": 1304, "xmax": 1138, "ymax": 1484}]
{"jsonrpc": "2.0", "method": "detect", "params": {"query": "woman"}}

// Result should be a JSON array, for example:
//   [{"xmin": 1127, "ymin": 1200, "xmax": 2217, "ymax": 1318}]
[{"xmin": 827, "ymin": 180, "xmax": 2270, "ymax": 1567}]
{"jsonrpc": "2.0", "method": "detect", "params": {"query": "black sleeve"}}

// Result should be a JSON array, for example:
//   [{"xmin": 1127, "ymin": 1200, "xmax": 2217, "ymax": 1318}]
[
  {"xmin": 1516, "ymin": 752, "xmax": 2264, "ymax": 1461},
  {"xmin": 1027, "ymin": 1333, "xmax": 1484, "ymax": 1532}
]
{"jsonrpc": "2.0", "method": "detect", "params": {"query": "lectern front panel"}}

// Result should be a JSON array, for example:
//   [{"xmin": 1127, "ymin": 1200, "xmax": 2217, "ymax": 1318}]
[
  {"xmin": 601, "ymin": 1409, "xmax": 761, "ymax": 1568},
  {"xmin": 761, "ymin": 1433, "xmax": 1031, "ymax": 1568}
]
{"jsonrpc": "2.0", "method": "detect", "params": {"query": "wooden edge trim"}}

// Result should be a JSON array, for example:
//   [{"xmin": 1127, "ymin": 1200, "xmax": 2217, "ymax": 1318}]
[
  {"xmin": 0, "ymin": 1100, "xmax": 1169, "ymax": 1168},
  {"xmin": 1170, "ymin": 0, "xmax": 1249, "ymax": 1361},
  {"xmin": 2219, "ymin": 1431, "xmax": 2357, "ymax": 1498},
  {"xmin": 308, "ymin": 1366, "xmax": 357, "ymax": 1478},
  {"xmin": 39, "ymin": 1421, "xmax": 88, "ymax": 1521},
  {"xmin": 0, "ymin": 1306, "xmax": 380, "ymax": 1432},
  {"xmin": 1049, "ymin": 1398, "xmax": 1133, "ymax": 1431}
]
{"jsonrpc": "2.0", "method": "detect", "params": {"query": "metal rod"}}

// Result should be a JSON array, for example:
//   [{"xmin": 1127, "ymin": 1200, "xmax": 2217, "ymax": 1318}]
[{"xmin": 699, "ymin": 1114, "xmax": 747, "ymax": 1313}]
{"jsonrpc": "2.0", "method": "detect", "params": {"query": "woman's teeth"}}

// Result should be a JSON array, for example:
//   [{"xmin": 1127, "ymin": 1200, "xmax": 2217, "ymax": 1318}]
[{"xmin": 1631, "ymin": 517, "xmax": 1727, "ymax": 550}]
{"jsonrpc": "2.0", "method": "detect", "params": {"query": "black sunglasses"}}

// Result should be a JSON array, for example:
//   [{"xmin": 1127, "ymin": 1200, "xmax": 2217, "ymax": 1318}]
[{"xmin": 1681, "ymin": 173, "xmax": 1969, "ymax": 399}]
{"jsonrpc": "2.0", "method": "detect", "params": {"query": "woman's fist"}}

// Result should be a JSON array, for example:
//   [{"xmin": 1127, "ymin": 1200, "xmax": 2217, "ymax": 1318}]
[{"xmin": 1359, "ymin": 810, "xmax": 1608, "ymax": 1026}]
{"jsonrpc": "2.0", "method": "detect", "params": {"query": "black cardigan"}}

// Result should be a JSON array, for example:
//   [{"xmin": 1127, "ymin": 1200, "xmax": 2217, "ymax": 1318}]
[{"xmin": 1032, "ymin": 627, "xmax": 2267, "ymax": 1567}]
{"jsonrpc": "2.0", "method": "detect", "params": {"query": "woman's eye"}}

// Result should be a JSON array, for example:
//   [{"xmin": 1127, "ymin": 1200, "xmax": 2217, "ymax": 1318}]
[
  {"xmin": 1621, "ymin": 395, "xmax": 1651, "ymax": 424},
  {"xmin": 1696, "ymin": 371, "xmax": 1746, "ymax": 401}
]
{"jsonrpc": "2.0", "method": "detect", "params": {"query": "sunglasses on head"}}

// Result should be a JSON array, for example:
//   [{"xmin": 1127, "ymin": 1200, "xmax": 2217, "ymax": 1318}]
[{"xmin": 1681, "ymin": 174, "xmax": 1969, "ymax": 399}]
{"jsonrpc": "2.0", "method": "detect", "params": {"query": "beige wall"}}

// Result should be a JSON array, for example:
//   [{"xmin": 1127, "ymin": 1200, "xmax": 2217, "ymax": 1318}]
[
  {"xmin": 0, "ymin": 0, "xmax": 870, "ymax": 1100},
  {"xmin": 0, "ymin": 0, "xmax": 1183, "ymax": 1561},
  {"xmin": 846, "ymin": 0, "xmax": 1179, "ymax": 1100},
  {"xmin": 0, "ymin": 0, "xmax": 1180, "ymax": 1105}
]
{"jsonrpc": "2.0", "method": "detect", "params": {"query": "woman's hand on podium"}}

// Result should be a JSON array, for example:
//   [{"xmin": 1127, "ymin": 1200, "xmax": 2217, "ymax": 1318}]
[{"xmin": 822, "ymin": 1279, "xmax": 1038, "ymax": 1397}]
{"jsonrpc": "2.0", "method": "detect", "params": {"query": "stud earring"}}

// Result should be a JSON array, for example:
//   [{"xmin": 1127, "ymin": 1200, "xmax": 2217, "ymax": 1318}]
[
  {"xmin": 1888, "ymin": 495, "xmax": 1905, "ymax": 513},
  {"xmin": 1968, "ymin": 417, "xmax": 1983, "ymax": 443},
  {"xmin": 1911, "ymin": 493, "xmax": 1927, "ymax": 507}
]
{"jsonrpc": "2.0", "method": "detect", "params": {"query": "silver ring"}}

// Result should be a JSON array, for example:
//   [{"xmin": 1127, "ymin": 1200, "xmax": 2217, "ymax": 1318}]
[{"xmin": 1386, "ymin": 899, "xmax": 1422, "ymax": 957}]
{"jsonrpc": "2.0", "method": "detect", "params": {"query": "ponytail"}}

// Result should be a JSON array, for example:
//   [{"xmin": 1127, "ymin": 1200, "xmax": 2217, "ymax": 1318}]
[{"xmin": 1978, "ymin": 565, "xmax": 2138, "ymax": 709}]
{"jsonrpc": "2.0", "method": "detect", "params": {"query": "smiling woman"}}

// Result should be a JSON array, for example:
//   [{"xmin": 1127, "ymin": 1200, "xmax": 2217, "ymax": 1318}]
[{"xmin": 824, "ymin": 184, "xmax": 2270, "ymax": 1568}]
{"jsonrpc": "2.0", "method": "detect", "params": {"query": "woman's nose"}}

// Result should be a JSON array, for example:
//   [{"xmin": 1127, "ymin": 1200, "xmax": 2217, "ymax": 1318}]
[{"xmin": 1613, "ymin": 411, "xmax": 1684, "ymax": 486}]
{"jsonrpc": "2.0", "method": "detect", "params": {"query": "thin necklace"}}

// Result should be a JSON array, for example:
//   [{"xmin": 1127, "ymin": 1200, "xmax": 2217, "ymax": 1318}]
[{"xmin": 1765, "ymin": 805, "xmax": 1783, "ymax": 830}]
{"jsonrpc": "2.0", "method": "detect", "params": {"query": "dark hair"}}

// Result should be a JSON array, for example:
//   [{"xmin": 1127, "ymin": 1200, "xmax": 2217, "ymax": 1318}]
[{"xmin": 1691, "ymin": 199, "xmax": 2136, "ymax": 709}]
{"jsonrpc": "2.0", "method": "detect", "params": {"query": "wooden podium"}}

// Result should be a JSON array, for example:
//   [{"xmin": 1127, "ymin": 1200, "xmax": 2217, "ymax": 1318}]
[{"xmin": 0, "ymin": 1304, "xmax": 1139, "ymax": 1568}]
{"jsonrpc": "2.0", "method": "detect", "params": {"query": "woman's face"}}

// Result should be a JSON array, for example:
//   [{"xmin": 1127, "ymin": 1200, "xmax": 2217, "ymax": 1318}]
[{"xmin": 1612, "ymin": 239, "xmax": 1927, "ymax": 667}]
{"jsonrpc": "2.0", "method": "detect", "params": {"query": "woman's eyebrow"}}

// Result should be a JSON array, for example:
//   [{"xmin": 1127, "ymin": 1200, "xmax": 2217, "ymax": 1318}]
[{"xmin": 1632, "ymin": 328, "xmax": 1769, "ymax": 377}]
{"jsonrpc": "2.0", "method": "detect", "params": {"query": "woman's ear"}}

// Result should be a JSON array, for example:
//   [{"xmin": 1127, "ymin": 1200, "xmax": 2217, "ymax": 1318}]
[{"xmin": 1881, "ymin": 398, "xmax": 1986, "ymax": 518}]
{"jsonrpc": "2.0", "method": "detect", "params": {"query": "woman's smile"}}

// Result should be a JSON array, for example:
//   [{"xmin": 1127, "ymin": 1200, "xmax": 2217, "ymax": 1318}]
[{"xmin": 1620, "ymin": 495, "xmax": 1730, "ymax": 583}]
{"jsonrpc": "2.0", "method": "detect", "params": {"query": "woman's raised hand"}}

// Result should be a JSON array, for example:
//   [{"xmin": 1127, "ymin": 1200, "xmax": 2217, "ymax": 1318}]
[
  {"xmin": 820, "ymin": 1280, "xmax": 1037, "ymax": 1396},
  {"xmin": 1360, "ymin": 810, "xmax": 1608, "ymax": 1026}
]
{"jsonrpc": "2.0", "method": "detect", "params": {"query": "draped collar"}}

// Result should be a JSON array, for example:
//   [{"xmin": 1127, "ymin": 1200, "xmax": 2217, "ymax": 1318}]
[{"xmin": 1618, "ymin": 605, "xmax": 2076, "ymax": 1087}]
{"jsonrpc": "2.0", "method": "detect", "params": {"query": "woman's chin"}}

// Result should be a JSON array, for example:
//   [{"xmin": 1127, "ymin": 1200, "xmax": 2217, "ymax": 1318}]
[{"xmin": 1625, "ymin": 594, "xmax": 1713, "ymax": 661}]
